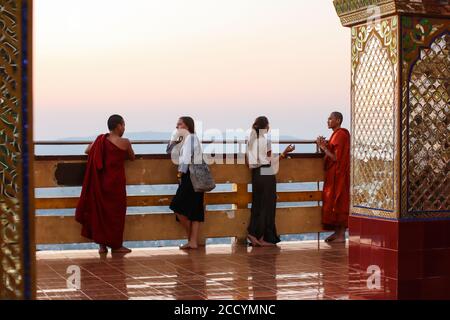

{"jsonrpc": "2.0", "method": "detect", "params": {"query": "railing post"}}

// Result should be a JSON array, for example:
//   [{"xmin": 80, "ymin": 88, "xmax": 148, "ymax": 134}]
[
  {"xmin": 232, "ymin": 183, "xmax": 249, "ymax": 246},
  {"xmin": 198, "ymin": 230, "xmax": 207, "ymax": 247}
]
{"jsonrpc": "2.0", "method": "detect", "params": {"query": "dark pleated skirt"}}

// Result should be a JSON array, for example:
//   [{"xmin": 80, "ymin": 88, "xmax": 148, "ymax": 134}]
[
  {"xmin": 248, "ymin": 166, "xmax": 280, "ymax": 244},
  {"xmin": 170, "ymin": 169, "xmax": 205, "ymax": 222}
]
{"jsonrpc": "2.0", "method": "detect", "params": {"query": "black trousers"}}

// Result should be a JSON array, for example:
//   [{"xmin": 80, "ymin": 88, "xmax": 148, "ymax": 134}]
[{"xmin": 248, "ymin": 166, "xmax": 280, "ymax": 244}]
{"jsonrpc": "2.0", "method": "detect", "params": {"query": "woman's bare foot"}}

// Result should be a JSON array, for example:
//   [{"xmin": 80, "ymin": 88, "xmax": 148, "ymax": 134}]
[
  {"xmin": 98, "ymin": 245, "xmax": 108, "ymax": 254},
  {"xmin": 188, "ymin": 243, "xmax": 198, "ymax": 249},
  {"xmin": 260, "ymin": 240, "xmax": 276, "ymax": 247},
  {"xmin": 247, "ymin": 235, "xmax": 262, "ymax": 247},
  {"xmin": 179, "ymin": 243, "xmax": 191, "ymax": 250},
  {"xmin": 179, "ymin": 243, "xmax": 198, "ymax": 250},
  {"xmin": 111, "ymin": 246, "xmax": 132, "ymax": 254}
]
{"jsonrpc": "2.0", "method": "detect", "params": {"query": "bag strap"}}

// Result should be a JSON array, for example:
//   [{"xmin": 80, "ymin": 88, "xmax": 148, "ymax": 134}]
[{"xmin": 190, "ymin": 134, "xmax": 195, "ymax": 164}]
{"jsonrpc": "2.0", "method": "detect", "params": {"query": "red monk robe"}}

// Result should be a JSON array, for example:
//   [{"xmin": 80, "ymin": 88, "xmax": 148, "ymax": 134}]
[
  {"xmin": 322, "ymin": 128, "xmax": 351, "ymax": 228},
  {"xmin": 75, "ymin": 134, "xmax": 128, "ymax": 249}
]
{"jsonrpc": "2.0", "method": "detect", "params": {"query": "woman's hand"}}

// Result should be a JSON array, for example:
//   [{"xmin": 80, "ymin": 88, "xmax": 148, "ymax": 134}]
[
  {"xmin": 281, "ymin": 144, "xmax": 295, "ymax": 159},
  {"xmin": 284, "ymin": 144, "xmax": 295, "ymax": 154},
  {"xmin": 170, "ymin": 129, "xmax": 187, "ymax": 144},
  {"xmin": 177, "ymin": 172, "xmax": 183, "ymax": 184}
]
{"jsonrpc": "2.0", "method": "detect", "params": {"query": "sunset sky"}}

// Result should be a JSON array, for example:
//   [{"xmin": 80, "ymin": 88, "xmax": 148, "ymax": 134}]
[{"xmin": 34, "ymin": 0, "xmax": 350, "ymax": 141}]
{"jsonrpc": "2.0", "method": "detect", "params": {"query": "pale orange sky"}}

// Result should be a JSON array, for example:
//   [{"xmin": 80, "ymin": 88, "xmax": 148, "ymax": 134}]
[{"xmin": 34, "ymin": 0, "xmax": 350, "ymax": 140}]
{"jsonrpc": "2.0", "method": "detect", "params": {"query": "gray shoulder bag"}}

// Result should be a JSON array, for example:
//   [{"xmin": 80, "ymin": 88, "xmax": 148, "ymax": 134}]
[{"xmin": 189, "ymin": 135, "xmax": 216, "ymax": 192}]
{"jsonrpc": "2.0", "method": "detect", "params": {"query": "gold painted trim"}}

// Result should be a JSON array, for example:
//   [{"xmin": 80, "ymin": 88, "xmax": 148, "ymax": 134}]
[
  {"xmin": 350, "ymin": 16, "xmax": 399, "ymax": 219},
  {"xmin": 0, "ymin": 0, "xmax": 35, "ymax": 300},
  {"xmin": 334, "ymin": 0, "xmax": 450, "ymax": 27},
  {"xmin": 27, "ymin": 0, "xmax": 36, "ymax": 300}
]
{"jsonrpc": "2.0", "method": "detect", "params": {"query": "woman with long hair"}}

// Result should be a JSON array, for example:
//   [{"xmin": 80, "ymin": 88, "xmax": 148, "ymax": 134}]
[
  {"xmin": 246, "ymin": 116, "xmax": 295, "ymax": 247},
  {"xmin": 167, "ymin": 116, "xmax": 205, "ymax": 250}
]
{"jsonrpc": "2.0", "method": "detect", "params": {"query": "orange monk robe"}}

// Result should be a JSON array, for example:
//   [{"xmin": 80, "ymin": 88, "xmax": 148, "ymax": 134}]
[{"xmin": 322, "ymin": 128, "xmax": 351, "ymax": 228}]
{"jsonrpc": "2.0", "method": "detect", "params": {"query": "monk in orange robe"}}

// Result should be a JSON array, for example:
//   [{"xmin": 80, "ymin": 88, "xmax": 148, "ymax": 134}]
[
  {"xmin": 75, "ymin": 115, "xmax": 135, "ymax": 254},
  {"xmin": 316, "ymin": 112, "xmax": 350, "ymax": 243}
]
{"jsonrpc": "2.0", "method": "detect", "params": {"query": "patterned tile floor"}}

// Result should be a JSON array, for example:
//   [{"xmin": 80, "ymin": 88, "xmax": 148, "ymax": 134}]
[{"xmin": 36, "ymin": 241, "xmax": 372, "ymax": 300}]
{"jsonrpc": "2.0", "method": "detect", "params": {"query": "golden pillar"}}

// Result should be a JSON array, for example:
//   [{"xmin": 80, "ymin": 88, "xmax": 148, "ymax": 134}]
[
  {"xmin": 0, "ymin": 0, "xmax": 35, "ymax": 300},
  {"xmin": 334, "ymin": 0, "xmax": 449, "ymax": 299}
]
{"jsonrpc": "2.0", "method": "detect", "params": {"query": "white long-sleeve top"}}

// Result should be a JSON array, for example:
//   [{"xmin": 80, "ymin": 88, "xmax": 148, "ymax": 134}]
[
  {"xmin": 247, "ymin": 132, "xmax": 272, "ymax": 169},
  {"xmin": 178, "ymin": 134, "xmax": 203, "ymax": 173}
]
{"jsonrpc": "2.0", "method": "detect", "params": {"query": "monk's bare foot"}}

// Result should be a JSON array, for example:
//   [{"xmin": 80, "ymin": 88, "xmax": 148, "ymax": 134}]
[
  {"xmin": 331, "ymin": 231, "xmax": 347, "ymax": 243},
  {"xmin": 111, "ymin": 246, "xmax": 132, "ymax": 254},
  {"xmin": 332, "ymin": 237, "xmax": 346, "ymax": 243},
  {"xmin": 260, "ymin": 240, "xmax": 276, "ymax": 247},
  {"xmin": 325, "ymin": 232, "xmax": 338, "ymax": 243},
  {"xmin": 247, "ymin": 235, "xmax": 262, "ymax": 247},
  {"xmin": 99, "ymin": 245, "xmax": 108, "ymax": 254}
]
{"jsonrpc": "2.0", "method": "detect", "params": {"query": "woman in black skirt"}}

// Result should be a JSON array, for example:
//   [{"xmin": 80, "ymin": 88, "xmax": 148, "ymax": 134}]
[
  {"xmin": 246, "ymin": 116, "xmax": 295, "ymax": 247},
  {"xmin": 167, "ymin": 117, "xmax": 204, "ymax": 250}
]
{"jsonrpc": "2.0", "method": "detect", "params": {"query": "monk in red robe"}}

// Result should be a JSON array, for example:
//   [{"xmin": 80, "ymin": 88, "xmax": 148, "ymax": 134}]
[
  {"xmin": 316, "ymin": 112, "xmax": 350, "ymax": 243},
  {"xmin": 75, "ymin": 115, "xmax": 135, "ymax": 254}
]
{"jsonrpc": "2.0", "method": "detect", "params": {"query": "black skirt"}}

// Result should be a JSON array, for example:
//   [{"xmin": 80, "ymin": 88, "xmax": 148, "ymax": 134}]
[
  {"xmin": 170, "ymin": 169, "xmax": 205, "ymax": 222},
  {"xmin": 248, "ymin": 166, "xmax": 280, "ymax": 244}
]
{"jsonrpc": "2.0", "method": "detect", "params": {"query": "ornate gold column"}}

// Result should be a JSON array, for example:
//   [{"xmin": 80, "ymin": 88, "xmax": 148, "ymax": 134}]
[
  {"xmin": 0, "ymin": 0, "xmax": 35, "ymax": 300},
  {"xmin": 334, "ymin": 0, "xmax": 449, "ymax": 299}
]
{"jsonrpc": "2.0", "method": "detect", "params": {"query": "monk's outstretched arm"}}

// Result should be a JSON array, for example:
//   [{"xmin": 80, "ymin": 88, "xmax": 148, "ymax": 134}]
[
  {"xmin": 85, "ymin": 143, "xmax": 93, "ymax": 155},
  {"xmin": 127, "ymin": 140, "xmax": 136, "ymax": 161}
]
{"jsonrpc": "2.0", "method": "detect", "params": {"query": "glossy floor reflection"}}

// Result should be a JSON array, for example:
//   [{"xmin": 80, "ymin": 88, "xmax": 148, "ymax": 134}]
[{"xmin": 36, "ymin": 241, "xmax": 369, "ymax": 300}]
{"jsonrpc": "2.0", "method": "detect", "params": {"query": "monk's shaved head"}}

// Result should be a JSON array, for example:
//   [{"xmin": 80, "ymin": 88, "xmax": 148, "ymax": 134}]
[
  {"xmin": 331, "ymin": 112, "xmax": 343, "ymax": 125},
  {"xmin": 108, "ymin": 114, "xmax": 124, "ymax": 131}
]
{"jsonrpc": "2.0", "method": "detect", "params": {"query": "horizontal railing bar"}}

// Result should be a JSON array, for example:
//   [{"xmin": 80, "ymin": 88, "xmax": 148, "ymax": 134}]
[
  {"xmin": 34, "ymin": 156, "xmax": 325, "ymax": 187},
  {"xmin": 34, "ymin": 139, "xmax": 318, "ymax": 146},
  {"xmin": 35, "ymin": 191, "xmax": 323, "ymax": 210},
  {"xmin": 35, "ymin": 207, "xmax": 325, "ymax": 244},
  {"xmin": 34, "ymin": 153, "xmax": 324, "ymax": 162}
]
